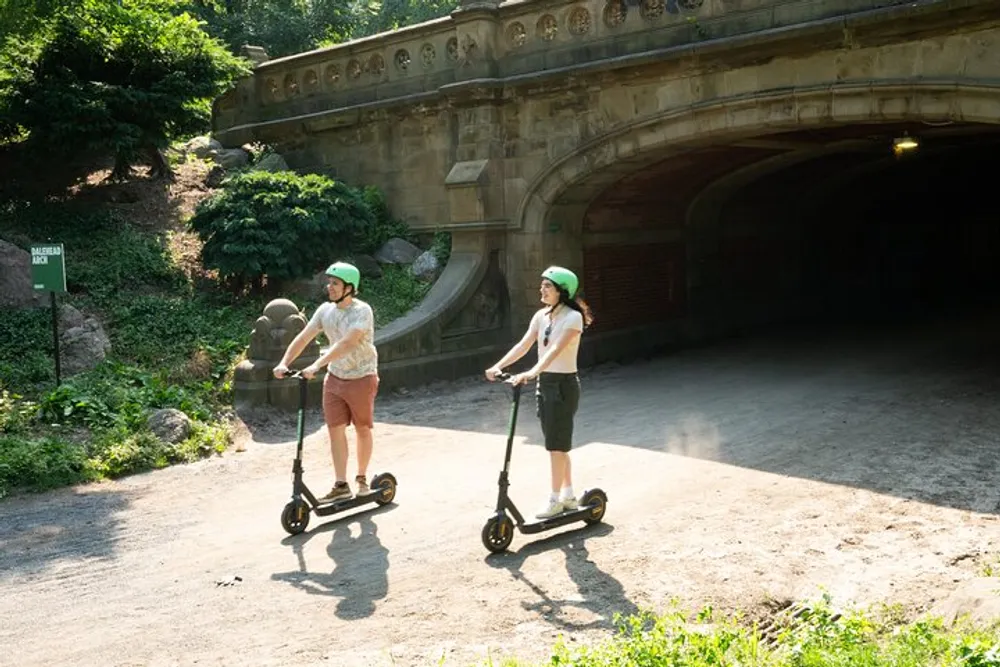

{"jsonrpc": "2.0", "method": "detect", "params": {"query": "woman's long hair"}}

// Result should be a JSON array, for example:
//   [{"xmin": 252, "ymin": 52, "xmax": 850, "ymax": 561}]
[{"xmin": 550, "ymin": 287, "xmax": 594, "ymax": 329}]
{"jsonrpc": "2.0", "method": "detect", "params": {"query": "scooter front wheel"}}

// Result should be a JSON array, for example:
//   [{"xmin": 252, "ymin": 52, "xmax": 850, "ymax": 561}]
[
  {"xmin": 481, "ymin": 514, "xmax": 515, "ymax": 553},
  {"xmin": 281, "ymin": 499, "xmax": 311, "ymax": 535}
]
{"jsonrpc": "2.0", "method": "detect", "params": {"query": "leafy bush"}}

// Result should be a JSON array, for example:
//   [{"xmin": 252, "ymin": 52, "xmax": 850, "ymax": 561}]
[
  {"xmin": 356, "ymin": 185, "xmax": 415, "ymax": 256},
  {"xmin": 0, "ymin": 435, "xmax": 94, "ymax": 498},
  {"xmin": 189, "ymin": 170, "xmax": 374, "ymax": 291},
  {"xmin": 430, "ymin": 231, "xmax": 452, "ymax": 266}
]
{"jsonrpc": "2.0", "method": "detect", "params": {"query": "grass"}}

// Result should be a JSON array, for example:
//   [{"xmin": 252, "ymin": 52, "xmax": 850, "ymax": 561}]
[{"xmin": 477, "ymin": 596, "xmax": 1000, "ymax": 667}]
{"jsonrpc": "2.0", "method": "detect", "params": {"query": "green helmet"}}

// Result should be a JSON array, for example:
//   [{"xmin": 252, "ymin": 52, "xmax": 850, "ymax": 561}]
[
  {"xmin": 541, "ymin": 265, "xmax": 579, "ymax": 299},
  {"xmin": 325, "ymin": 261, "xmax": 360, "ymax": 292}
]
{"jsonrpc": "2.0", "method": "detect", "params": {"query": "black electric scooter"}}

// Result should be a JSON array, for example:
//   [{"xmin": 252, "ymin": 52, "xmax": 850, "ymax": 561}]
[
  {"xmin": 480, "ymin": 372, "xmax": 607, "ymax": 553},
  {"xmin": 279, "ymin": 371, "xmax": 397, "ymax": 535}
]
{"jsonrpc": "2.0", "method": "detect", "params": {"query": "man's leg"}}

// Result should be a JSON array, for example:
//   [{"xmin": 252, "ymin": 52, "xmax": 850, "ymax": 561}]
[
  {"xmin": 327, "ymin": 423, "xmax": 349, "ymax": 482},
  {"xmin": 356, "ymin": 426, "xmax": 373, "ymax": 478}
]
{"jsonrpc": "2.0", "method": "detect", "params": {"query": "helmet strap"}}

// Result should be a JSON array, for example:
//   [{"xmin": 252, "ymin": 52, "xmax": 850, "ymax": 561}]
[{"xmin": 333, "ymin": 285, "xmax": 355, "ymax": 304}]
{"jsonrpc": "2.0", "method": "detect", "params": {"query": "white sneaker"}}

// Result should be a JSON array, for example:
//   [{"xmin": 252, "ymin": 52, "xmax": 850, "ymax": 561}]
[
  {"xmin": 561, "ymin": 496, "xmax": 579, "ymax": 510},
  {"xmin": 536, "ymin": 499, "xmax": 565, "ymax": 519}
]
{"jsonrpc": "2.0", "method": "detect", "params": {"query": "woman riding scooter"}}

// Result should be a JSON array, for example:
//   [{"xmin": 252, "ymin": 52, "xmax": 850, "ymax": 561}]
[{"xmin": 486, "ymin": 266, "xmax": 593, "ymax": 519}]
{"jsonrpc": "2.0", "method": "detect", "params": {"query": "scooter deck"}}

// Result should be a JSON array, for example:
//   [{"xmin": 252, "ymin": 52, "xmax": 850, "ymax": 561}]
[
  {"xmin": 518, "ymin": 504, "xmax": 599, "ymax": 534},
  {"xmin": 313, "ymin": 491, "xmax": 380, "ymax": 516}
]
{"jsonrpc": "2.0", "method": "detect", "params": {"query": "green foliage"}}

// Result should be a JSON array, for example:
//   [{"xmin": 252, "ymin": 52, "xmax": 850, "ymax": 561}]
[
  {"xmin": 189, "ymin": 170, "xmax": 375, "ymax": 290},
  {"xmin": 355, "ymin": 185, "xmax": 414, "ymax": 256},
  {"xmin": 349, "ymin": 0, "xmax": 459, "ymax": 39},
  {"xmin": 0, "ymin": 309, "xmax": 54, "ymax": 391},
  {"xmin": 0, "ymin": 434, "xmax": 94, "ymax": 498},
  {"xmin": 431, "ymin": 231, "xmax": 452, "ymax": 266},
  {"xmin": 530, "ymin": 598, "xmax": 1000, "ymax": 667},
  {"xmin": 0, "ymin": 0, "xmax": 250, "ymax": 172},
  {"xmin": 355, "ymin": 264, "xmax": 431, "ymax": 327}
]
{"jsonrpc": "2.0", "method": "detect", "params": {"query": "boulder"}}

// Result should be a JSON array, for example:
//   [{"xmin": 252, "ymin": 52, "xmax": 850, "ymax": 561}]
[
  {"xmin": 0, "ymin": 240, "xmax": 44, "ymax": 309},
  {"xmin": 147, "ymin": 408, "xmax": 193, "ymax": 444},
  {"xmin": 252, "ymin": 153, "xmax": 289, "ymax": 173},
  {"xmin": 410, "ymin": 250, "xmax": 441, "ymax": 282},
  {"xmin": 374, "ymin": 238, "xmax": 422, "ymax": 265},
  {"xmin": 353, "ymin": 254, "xmax": 383, "ymax": 278},
  {"xmin": 183, "ymin": 136, "xmax": 223, "ymax": 160},
  {"xmin": 59, "ymin": 314, "xmax": 111, "ymax": 376}
]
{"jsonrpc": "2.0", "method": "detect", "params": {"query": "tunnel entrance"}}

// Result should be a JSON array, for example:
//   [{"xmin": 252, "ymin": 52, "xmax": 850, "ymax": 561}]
[{"xmin": 579, "ymin": 122, "xmax": 1000, "ymax": 341}]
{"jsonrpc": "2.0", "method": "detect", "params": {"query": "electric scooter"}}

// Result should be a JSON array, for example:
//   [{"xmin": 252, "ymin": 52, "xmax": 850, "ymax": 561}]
[
  {"xmin": 480, "ymin": 372, "xmax": 607, "ymax": 554},
  {"xmin": 279, "ymin": 371, "xmax": 397, "ymax": 536}
]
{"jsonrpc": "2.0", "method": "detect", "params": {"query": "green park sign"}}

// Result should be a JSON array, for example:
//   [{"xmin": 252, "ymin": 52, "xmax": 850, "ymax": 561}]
[{"xmin": 31, "ymin": 243, "xmax": 67, "ymax": 293}]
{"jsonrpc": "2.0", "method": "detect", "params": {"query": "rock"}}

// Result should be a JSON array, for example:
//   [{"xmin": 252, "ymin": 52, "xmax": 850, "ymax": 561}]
[
  {"xmin": 208, "ymin": 148, "xmax": 250, "ymax": 170},
  {"xmin": 252, "ymin": 153, "xmax": 289, "ymax": 173},
  {"xmin": 374, "ymin": 238, "xmax": 422, "ymax": 265},
  {"xmin": 353, "ymin": 254, "xmax": 383, "ymax": 278},
  {"xmin": 183, "ymin": 136, "xmax": 223, "ymax": 160},
  {"xmin": 205, "ymin": 165, "xmax": 226, "ymax": 188},
  {"xmin": 147, "ymin": 408, "xmax": 193, "ymax": 444},
  {"xmin": 410, "ymin": 250, "xmax": 441, "ymax": 282},
  {"xmin": 59, "ymin": 315, "xmax": 111, "ymax": 376},
  {"xmin": 927, "ymin": 577, "xmax": 1000, "ymax": 626},
  {"xmin": 58, "ymin": 304, "xmax": 86, "ymax": 330},
  {"xmin": 0, "ymin": 240, "xmax": 44, "ymax": 309}
]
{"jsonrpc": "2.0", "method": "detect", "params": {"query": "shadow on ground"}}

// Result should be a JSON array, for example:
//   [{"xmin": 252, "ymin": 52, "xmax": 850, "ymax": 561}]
[{"xmin": 271, "ymin": 503, "xmax": 396, "ymax": 620}]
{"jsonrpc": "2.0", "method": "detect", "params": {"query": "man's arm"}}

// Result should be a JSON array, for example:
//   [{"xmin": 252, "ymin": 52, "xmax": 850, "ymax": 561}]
[{"xmin": 274, "ymin": 326, "xmax": 320, "ymax": 377}]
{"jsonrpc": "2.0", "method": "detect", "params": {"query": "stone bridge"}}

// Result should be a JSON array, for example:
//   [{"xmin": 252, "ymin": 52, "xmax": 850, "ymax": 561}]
[{"xmin": 213, "ymin": 0, "xmax": 1000, "ymax": 389}]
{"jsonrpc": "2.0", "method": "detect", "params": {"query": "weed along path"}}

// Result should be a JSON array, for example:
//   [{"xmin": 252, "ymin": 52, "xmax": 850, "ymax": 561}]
[{"xmin": 4, "ymin": 314, "xmax": 1000, "ymax": 666}]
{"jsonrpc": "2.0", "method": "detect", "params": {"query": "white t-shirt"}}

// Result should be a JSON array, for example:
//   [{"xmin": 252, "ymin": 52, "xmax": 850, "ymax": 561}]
[
  {"xmin": 305, "ymin": 299, "xmax": 378, "ymax": 379},
  {"xmin": 529, "ymin": 306, "xmax": 584, "ymax": 374}
]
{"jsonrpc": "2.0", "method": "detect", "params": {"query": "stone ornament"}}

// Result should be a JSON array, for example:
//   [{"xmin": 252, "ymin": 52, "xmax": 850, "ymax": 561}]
[
  {"xmin": 347, "ymin": 59, "xmax": 362, "ymax": 79},
  {"xmin": 678, "ymin": 0, "xmax": 704, "ymax": 10},
  {"xmin": 537, "ymin": 14, "xmax": 558, "ymax": 41},
  {"xmin": 446, "ymin": 37, "xmax": 459, "ymax": 62},
  {"xmin": 395, "ymin": 49, "xmax": 411, "ymax": 71},
  {"xmin": 369, "ymin": 53, "xmax": 386, "ymax": 76},
  {"xmin": 420, "ymin": 43, "xmax": 436, "ymax": 67},
  {"xmin": 264, "ymin": 77, "xmax": 279, "ymax": 101},
  {"xmin": 604, "ymin": 0, "xmax": 627, "ymax": 28},
  {"xmin": 283, "ymin": 73, "xmax": 299, "ymax": 97},
  {"xmin": 568, "ymin": 7, "xmax": 592, "ymax": 36},
  {"xmin": 641, "ymin": 0, "xmax": 665, "ymax": 20},
  {"xmin": 506, "ymin": 21, "xmax": 527, "ymax": 48},
  {"xmin": 303, "ymin": 69, "xmax": 319, "ymax": 93},
  {"xmin": 324, "ymin": 64, "xmax": 340, "ymax": 86},
  {"xmin": 458, "ymin": 34, "xmax": 478, "ymax": 66}
]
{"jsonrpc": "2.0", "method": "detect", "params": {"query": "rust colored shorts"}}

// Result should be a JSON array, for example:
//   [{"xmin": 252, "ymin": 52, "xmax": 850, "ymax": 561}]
[{"xmin": 322, "ymin": 373, "xmax": 379, "ymax": 428}]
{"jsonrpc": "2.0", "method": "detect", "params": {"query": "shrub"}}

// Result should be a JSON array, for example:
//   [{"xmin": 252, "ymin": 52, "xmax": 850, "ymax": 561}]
[{"xmin": 189, "ymin": 170, "xmax": 374, "ymax": 292}]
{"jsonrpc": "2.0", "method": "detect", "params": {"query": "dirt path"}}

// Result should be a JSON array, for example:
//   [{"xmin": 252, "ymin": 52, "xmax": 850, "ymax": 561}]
[{"xmin": 4, "ymin": 312, "xmax": 1000, "ymax": 667}]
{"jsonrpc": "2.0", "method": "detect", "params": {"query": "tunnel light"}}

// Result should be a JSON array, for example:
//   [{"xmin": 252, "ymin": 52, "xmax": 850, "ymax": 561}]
[{"xmin": 893, "ymin": 133, "xmax": 920, "ymax": 157}]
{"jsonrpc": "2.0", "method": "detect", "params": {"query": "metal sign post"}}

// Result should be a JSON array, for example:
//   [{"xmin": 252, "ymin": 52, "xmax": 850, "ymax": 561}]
[{"xmin": 31, "ymin": 243, "xmax": 67, "ymax": 387}]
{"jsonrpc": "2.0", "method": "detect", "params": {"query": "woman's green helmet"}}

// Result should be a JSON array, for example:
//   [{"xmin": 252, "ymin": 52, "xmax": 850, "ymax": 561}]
[
  {"xmin": 325, "ymin": 261, "xmax": 361, "ymax": 292},
  {"xmin": 541, "ymin": 265, "xmax": 579, "ymax": 299}
]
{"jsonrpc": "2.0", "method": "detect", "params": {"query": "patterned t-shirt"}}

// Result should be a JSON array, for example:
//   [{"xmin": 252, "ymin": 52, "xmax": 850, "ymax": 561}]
[{"xmin": 305, "ymin": 299, "xmax": 378, "ymax": 380}]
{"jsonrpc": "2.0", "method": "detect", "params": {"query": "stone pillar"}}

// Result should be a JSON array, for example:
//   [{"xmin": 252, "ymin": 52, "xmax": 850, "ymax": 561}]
[
  {"xmin": 450, "ymin": 0, "xmax": 501, "ymax": 81},
  {"xmin": 233, "ymin": 298, "xmax": 324, "ymax": 411}
]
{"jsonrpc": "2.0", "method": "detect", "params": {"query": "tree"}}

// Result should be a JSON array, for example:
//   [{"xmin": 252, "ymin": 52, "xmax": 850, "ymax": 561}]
[{"xmin": 0, "ymin": 0, "xmax": 250, "ymax": 180}]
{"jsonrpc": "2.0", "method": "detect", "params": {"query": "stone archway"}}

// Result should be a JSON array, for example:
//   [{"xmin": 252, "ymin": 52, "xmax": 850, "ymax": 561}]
[{"xmin": 510, "ymin": 81, "xmax": 1000, "ymax": 357}]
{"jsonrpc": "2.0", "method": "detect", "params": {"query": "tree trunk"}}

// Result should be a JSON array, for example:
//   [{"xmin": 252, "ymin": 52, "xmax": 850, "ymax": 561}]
[
  {"xmin": 146, "ymin": 144, "xmax": 175, "ymax": 181},
  {"xmin": 108, "ymin": 153, "xmax": 133, "ymax": 182}
]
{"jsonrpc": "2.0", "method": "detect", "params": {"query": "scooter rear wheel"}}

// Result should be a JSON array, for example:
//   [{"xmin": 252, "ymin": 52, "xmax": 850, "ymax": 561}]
[
  {"xmin": 370, "ymin": 472, "xmax": 397, "ymax": 506},
  {"xmin": 580, "ymin": 489, "xmax": 608, "ymax": 525},
  {"xmin": 281, "ymin": 499, "xmax": 310, "ymax": 535},
  {"xmin": 481, "ymin": 514, "xmax": 515, "ymax": 553}
]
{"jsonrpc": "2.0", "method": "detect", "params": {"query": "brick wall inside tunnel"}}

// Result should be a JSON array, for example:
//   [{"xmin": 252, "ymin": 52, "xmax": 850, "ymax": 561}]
[{"xmin": 582, "ymin": 242, "xmax": 686, "ymax": 333}]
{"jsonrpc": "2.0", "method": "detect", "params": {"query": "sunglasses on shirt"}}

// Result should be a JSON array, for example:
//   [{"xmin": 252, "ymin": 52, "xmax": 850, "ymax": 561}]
[{"xmin": 544, "ymin": 322, "xmax": 552, "ymax": 347}]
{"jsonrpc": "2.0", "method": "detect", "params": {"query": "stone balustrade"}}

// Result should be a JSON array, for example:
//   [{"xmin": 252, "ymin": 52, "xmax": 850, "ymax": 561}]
[{"xmin": 216, "ymin": 0, "xmax": 903, "ymax": 141}]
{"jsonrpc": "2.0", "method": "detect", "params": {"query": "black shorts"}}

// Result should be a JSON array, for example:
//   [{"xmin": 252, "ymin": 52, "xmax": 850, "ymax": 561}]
[{"xmin": 535, "ymin": 372, "xmax": 581, "ymax": 452}]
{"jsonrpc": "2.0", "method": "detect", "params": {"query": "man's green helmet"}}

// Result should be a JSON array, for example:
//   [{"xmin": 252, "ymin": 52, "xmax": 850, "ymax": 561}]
[
  {"xmin": 541, "ymin": 265, "xmax": 579, "ymax": 299},
  {"xmin": 325, "ymin": 261, "xmax": 360, "ymax": 292}
]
